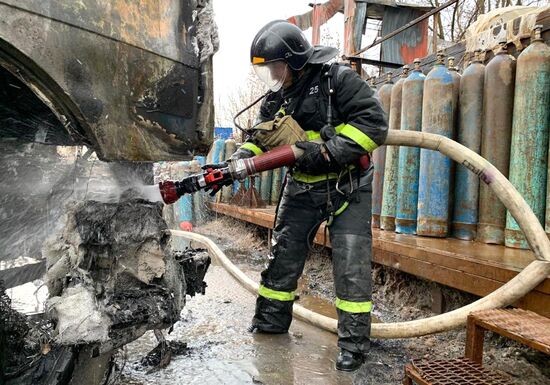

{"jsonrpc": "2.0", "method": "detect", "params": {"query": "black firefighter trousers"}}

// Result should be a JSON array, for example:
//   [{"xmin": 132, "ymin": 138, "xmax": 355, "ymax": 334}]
[{"xmin": 252, "ymin": 170, "xmax": 373, "ymax": 354}]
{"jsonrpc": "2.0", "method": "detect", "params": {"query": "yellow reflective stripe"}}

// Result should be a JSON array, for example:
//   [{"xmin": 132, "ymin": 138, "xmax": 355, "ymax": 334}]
[
  {"xmin": 334, "ymin": 201, "xmax": 349, "ymax": 216},
  {"xmin": 292, "ymin": 171, "xmax": 340, "ymax": 183},
  {"xmin": 258, "ymin": 284, "xmax": 295, "ymax": 301},
  {"xmin": 277, "ymin": 107, "xmax": 286, "ymax": 116},
  {"xmin": 305, "ymin": 130, "xmax": 321, "ymax": 141},
  {"xmin": 241, "ymin": 142, "xmax": 264, "ymax": 156},
  {"xmin": 338, "ymin": 124, "xmax": 378, "ymax": 152},
  {"xmin": 295, "ymin": 124, "xmax": 366, "ymax": 183},
  {"xmin": 292, "ymin": 165, "xmax": 355, "ymax": 184},
  {"xmin": 335, "ymin": 298, "xmax": 372, "ymax": 313},
  {"xmin": 252, "ymin": 57, "xmax": 265, "ymax": 64}
]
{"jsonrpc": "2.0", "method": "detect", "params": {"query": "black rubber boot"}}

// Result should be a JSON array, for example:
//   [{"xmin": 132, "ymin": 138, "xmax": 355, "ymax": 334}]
[
  {"xmin": 335, "ymin": 349, "xmax": 365, "ymax": 372},
  {"xmin": 250, "ymin": 296, "xmax": 293, "ymax": 334}
]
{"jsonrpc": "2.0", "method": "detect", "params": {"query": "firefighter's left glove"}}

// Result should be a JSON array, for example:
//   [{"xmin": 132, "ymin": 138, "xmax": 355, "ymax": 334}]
[{"xmin": 294, "ymin": 141, "xmax": 340, "ymax": 175}]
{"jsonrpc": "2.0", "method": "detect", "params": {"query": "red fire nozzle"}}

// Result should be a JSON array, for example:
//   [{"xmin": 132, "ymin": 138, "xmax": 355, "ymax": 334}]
[{"xmin": 158, "ymin": 180, "xmax": 179, "ymax": 204}]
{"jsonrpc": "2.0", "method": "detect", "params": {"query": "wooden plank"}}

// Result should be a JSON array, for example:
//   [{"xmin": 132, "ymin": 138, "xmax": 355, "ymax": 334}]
[
  {"xmin": 373, "ymin": 249, "xmax": 550, "ymax": 318},
  {"xmin": 373, "ymin": 230, "xmax": 550, "ymax": 296},
  {"xmin": 374, "ymin": 229, "xmax": 535, "ymax": 270},
  {"xmin": 465, "ymin": 315, "xmax": 486, "ymax": 365},
  {"xmin": 210, "ymin": 203, "xmax": 275, "ymax": 229},
  {"xmin": 373, "ymin": 248, "xmax": 504, "ymax": 297}
]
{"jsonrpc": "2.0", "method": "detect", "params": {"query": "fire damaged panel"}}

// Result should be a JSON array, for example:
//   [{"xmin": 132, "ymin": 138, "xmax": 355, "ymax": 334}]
[
  {"xmin": 380, "ymin": 6, "xmax": 429, "ymax": 71},
  {"xmin": 0, "ymin": 0, "xmax": 217, "ymax": 161},
  {"xmin": 0, "ymin": 0, "xmax": 199, "ymax": 66}
]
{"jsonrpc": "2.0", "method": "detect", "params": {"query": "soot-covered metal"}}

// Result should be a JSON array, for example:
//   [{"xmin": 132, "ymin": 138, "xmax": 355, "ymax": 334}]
[{"xmin": 0, "ymin": 0, "xmax": 218, "ymax": 161}]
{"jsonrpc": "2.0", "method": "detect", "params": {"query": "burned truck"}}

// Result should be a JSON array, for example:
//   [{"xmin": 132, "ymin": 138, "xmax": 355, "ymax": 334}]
[{"xmin": 0, "ymin": 1, "xmax": 217, "ymax": 383}]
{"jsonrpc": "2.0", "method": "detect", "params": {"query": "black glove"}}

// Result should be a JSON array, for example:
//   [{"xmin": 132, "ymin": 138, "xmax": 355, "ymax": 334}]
[{"xmin": 294, "ymin": 141, "xmax": 340, "ymax": 175}]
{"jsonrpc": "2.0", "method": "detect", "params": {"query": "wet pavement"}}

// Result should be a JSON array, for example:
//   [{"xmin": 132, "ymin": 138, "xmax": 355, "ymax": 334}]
[{"xmin": 120, "ymin": 260, "xmax": 356, "ymax": 385}]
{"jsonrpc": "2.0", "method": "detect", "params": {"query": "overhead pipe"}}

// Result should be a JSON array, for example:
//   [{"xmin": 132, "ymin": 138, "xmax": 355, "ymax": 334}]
[{"xmin": 172, "ymin": 129, "xmax": 550, "ymax": 338}]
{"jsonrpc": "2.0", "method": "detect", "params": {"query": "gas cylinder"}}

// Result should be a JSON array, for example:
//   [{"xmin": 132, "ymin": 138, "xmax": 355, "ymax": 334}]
[
  {"xmin": 448, "ymin": 56, "xmax": 461, "ymax": 121},
  {"xmin": 506, "ymin": 26, "xmax": 550, "ymax": 249},
  {"xmin": 193, "ymin": 155, "xmax": 206, "ymax": 166},
  {"xmin": 452, "ymin": 50, "xmax": 484, "ymax": 240},
  {"xmin": 254, "ymin": 172, "xmax": 262, "ymax": 192},
  {"xmin": 212, "ymin": 136, "xmax": 225, "ymax": 164},
  {"xmin": 260, "ymin": 170, "xmax": 272, "ymax": 203},
  {"xmin": 280, "ymin": 166, "xmax": 287, "ymax": 185},
  {"xmin": 270, "ymin": 167, "xmax": 282, "ymax": 205},
  {"xmin": 372, "ymin": 73, "xmax": 393, "ymax": 228},
  {"xmin": 174, "ymin": 161, "xmax": 193, "ymax": 231},
  {"xmin": 381, "ymin": 66, "xmax": 409, "ymax": 231},
  {"xmin": 417, "ymin": 52, "xmax": 458, "ymax": 237},
  {"xmin": 478, "ymin": 41, "xmax": 516, "ymax": 245},
  {"xmin": 396, "ymin": 60, "xmax": 425, "ymax": 234},
  {"xmin": 221, "ymin": 138, "xmax": 237, "ymax": 203}
]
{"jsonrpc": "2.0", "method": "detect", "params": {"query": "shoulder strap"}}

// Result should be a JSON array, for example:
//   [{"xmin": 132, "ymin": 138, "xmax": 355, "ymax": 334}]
[{"xmin": 321, "ymin": 63, "xmax": 342, "ymax": 129}]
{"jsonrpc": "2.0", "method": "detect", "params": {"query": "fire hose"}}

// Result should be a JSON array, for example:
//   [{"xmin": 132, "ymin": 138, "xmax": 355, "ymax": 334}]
[{"xmin": 168, "ymin": 130, "xmax": 550, "ymax": 338}]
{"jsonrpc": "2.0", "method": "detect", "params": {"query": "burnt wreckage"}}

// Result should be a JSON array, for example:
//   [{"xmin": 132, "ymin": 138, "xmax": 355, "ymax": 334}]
[
  {"xmin": 2, "ymin": 198, "xmax": 210, "ymax": 384},
  {"xmin": 0, "ymin": 0, "xmax": 217, "ymax": 384}
]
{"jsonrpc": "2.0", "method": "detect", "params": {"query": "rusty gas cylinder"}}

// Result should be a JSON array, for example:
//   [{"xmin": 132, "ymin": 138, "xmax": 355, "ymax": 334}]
[
  {"xmin": 478, "ymin": 41, "xmax": 516, "ymax": 245},
  {"xmin": 417, "ymin": 52, "xmax": 458, "ymax": 237},
  {"xmin": 452, "ymin": 50, "xmax": 485, "ymax": 240},
  {"xmin": 381, "ymin": 66, "xmax": 409, "ymax": 231},
  {"xmin": 396, "ymin": 59, "xmax": 425, "ymax": 234},
  {"xmin": 506, "ymin": 26, "xmax": 550, "ymax": 249},
  {"xmin": 372, "ymin": 73, "xmax": 393, "ymax": 228},
  {"xmin": 221, "ymin": 138, "xmax": 237, "ymax": 203}
]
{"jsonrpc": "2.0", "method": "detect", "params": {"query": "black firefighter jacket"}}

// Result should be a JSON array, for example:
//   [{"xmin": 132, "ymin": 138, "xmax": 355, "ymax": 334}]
[{"xmin": 233, "ymin": 63, "xmax": 388, "ymax": 172}]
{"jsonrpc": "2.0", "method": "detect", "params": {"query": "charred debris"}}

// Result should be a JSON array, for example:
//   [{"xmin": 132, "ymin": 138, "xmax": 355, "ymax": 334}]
[{"xmin": 1, "ymin": 192, "xmax": 210, "ymax": 385}]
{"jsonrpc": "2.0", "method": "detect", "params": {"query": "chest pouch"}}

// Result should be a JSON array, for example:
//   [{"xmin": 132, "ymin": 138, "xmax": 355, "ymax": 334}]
[{"xmin": 250, "ymin": 115, "xmax": 308, "ymax": 150}]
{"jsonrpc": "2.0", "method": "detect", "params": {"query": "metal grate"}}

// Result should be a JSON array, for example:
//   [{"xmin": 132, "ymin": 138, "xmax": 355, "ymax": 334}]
[
  {"xmin": 411, "ymin": 358, "xmax": 514, "ymax": 385},
  {"xmin": 470, "ymin": 308, "xmax": 550, "ymax": 349}
]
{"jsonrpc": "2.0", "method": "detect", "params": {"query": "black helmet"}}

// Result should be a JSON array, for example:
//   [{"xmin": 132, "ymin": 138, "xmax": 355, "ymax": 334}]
[
  {"xmin": 251, "ymin": 20, "xmax": 338, "ymax": 70},
  {"xmin": 251, "ymin": 20, "xmax": 313, "ymax": 70},
  {"xmin": 250, "ymin": 20, "xmax": 339, "ymax": 91}
]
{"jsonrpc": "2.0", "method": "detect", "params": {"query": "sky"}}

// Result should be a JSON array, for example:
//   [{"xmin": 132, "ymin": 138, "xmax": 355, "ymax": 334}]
[{"xmin": 211, "ymin": 1, "xmax": 344, "ymax": 109}]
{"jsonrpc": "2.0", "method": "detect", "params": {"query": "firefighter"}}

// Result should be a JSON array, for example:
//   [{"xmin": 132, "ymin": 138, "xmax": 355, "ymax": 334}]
[{"xmin": 232, "ymin": 20, "xmax": 387, "ymax": 371}]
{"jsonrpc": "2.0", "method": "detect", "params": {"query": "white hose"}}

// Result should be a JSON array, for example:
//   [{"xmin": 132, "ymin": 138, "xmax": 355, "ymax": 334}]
[{"xmin": 171, "ymin": 130, "xmax": 550, "ymax": 338}]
